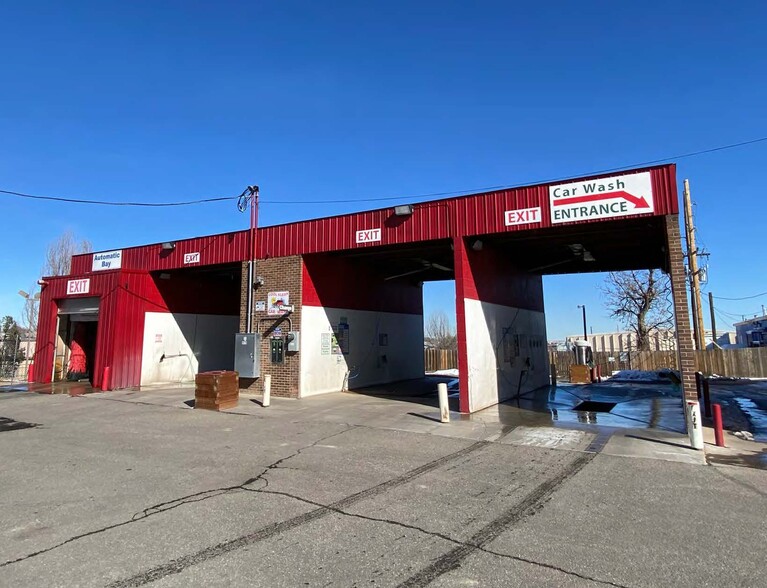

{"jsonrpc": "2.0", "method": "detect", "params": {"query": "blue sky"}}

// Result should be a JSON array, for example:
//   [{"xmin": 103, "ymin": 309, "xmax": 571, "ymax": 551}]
[{"xmin": 1, "ymin": 1, "xmax": 766, "ymax": 339}]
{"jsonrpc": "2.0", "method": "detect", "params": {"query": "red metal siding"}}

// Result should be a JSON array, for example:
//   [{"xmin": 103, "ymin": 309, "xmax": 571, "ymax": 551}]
[
  {"xmin": 302, "ymin": 255, "xmax": 423, "ymax": 315},
  {"xmin": 71, "ymin": 232, "xmax": 248, "ymax": 275},
  {"xmin": 68, "ymin": 164, "xmax": 678, "ymax": 275},
  {"xmin": 452, "ymin": 238, "xmax": 471, "ymax": 414},
  {"xmin": 33, "ymin": 269, "xmax": 241, "ymax": 389},
  {"xmin": 33, "ymin": 271, "xmax": 123, "ymax": 387},
  {"xmin": 456, "ymin": 238, "xmax": 545, "ymax": 310}
]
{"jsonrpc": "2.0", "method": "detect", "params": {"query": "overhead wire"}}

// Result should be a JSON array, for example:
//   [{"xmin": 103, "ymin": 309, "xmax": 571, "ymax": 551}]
[
  {"xmin": 0, "ymin": 188, "xmax": 234, "ymax": 207},
  {"xmin": 0, "ymin": 134, "xmax": 766, "ymax": 208},
  {"xmin": 713, "ymin": 309, "xmax": 735, "ymax": 330},
  {"xmin": 715, "ymin": 290, "xmax": 767, "ymax": 301}
]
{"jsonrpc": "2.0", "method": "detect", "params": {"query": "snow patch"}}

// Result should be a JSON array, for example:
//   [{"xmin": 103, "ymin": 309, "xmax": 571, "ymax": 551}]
[
  {"xmin": 427, "ymin": 368, "xmax": 459, "ymax": 377},
  {"xmin": 609, "ymin": 369, "xmax": 680, "ymax": 383}
]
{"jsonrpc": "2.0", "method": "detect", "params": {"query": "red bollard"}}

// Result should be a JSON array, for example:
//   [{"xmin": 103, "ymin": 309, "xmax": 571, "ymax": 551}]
[
  {"xmin": 101, "ymin": 366, "xmax": 111, "ymax": 391},
  {"xmin": 712, "ymin": 403, "xmax": 725, "ymax": 447}
]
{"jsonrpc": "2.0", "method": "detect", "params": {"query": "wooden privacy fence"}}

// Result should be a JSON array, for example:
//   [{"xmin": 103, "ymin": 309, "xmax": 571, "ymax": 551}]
[
  {"xmin": 424, "ymin": 348, "xmax": 458, "ymax": 372},
  {"xmin": 694, "ymin": 348, "xmax": 767, "ymax": 378},
  {"xmin": 550, "ymin": 348, "xmax": 767, "ymax": 379}
]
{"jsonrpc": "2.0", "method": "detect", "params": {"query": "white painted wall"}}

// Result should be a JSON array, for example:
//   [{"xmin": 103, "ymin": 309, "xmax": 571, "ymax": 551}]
[
  {"xmin": 300, "ymin": 305, "xmax": 424, "ymax": 397},
  {"xmin": 140, "ymin": 312, "xmax": 239, "ymax": 385},
  {"xmin": 463, "ymin": 299, "xmax": 549, "ymax": 412}
]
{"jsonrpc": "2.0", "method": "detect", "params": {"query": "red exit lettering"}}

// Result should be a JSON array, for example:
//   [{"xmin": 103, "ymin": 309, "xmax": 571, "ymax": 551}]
[
  {"xmin": 505, "ymin": 207, "xmax": 542, "ymax": 227},
  {"xmin": 355, "ymin": 228, "xmax": 382, "ymax": 244},
  {"xmin": 66, "ymin": 278, "xmax": 90, "ymax": 295}
]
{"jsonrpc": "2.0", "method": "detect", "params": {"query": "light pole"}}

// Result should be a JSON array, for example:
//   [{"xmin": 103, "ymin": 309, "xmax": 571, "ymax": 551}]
[{"xmin": 577, "ymin": 305, "xmax": 587, "ymax": 341}]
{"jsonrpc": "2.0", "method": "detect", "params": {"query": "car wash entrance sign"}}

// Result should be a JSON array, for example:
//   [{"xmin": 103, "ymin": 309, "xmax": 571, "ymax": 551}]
[{"xmin": 549, "ymin": 172, "xmax": 654, "ymax": 224}]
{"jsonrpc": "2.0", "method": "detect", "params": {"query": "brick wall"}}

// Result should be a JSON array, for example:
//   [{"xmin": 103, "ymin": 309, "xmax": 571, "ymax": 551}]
[
  {"xmin": 239, "ymin": 256, "xmax": 303, "ymax": 397},
  {"xmin": 665, "ymin": 215, "xmax": 697, "ymax": 402}
]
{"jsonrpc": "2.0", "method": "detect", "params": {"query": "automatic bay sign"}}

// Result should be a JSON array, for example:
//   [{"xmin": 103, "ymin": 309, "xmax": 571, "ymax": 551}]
[{"xmin": 549, "ymin": 171, "xmax": 654, "ymax": 224}]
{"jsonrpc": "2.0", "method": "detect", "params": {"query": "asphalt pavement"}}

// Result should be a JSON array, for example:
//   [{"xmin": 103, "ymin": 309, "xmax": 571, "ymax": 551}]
[{"xmin": 1, "ymin": 388, "xmax": 765, "ymax": 587}]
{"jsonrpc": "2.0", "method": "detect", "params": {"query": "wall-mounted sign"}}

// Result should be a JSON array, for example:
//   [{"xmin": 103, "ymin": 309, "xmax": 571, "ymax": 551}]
[
  {"xmin": 255, "ymin": 301, "xmax": 266, "ymax": 312},
  {"xmin": 549, "ymin": 172, "xmax": 654, "ymax": 224},
  {"xmin": 504, "ymin": 206, "xmax": 541, "ymax": 226},
  {"xmin": 183, "ymin": 252, "xmax": 200, "ymax": 264},
  {"xmin": 334, "ymin": 321, "xmax": 350, "ymax": 355},
  {"xmin": 66, "ymin": 278, "xmax": 90, "ymax": 296},
  {"xmin": 267, "ymin": 291, "xmax": 290, "ymax": 315},
  {"xmin": 92, "ymin": 250, "xmax": 122, "ymax": 271},
  {"xmin": 155, "ymin": 334, "xmax": 163, "ymax": 343},
  {"xmin": 321, "ymin": 332, "xmax": 332, "ymax": 355},
  {"xmin": 355, "ymin": 228, "xmax": 381, "ymax": 244}
]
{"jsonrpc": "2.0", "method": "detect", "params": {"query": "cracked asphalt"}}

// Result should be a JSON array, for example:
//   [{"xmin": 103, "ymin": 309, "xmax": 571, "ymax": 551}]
[{"xmin": 1, "ymin": 389, "xmax": 766, "ymax": 587}]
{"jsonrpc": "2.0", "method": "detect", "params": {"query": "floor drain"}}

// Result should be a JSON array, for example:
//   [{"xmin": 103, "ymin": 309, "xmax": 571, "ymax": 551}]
[{"xmin": 573, "ymin": 401, "xmax": 616, "ymax": 413}]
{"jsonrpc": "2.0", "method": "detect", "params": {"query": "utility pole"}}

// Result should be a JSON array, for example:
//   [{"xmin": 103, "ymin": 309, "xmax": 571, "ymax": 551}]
[
  {"xmin": 708, "ymin": 292, "xmax": 717, "ymax": 343},
  {"xmin": 683, "ymin": 179, "xmax": 705, "ymax": 350},
  {"xmin": 577, "ymin": 305, "xmax": 587, "ymax": 340}
]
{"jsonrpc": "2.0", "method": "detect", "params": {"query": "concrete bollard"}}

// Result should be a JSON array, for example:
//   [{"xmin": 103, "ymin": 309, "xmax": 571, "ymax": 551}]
[
  {"xmin": 686, "ymin": 400, "xmax": 704, "ymax": 450},
  {"xmin": 437, "ymin": 383, "xmax": 450, "ymax": 423},
  {"xmin": 262, "ymin": 374, "xmax": 271, "ymax": 407}
]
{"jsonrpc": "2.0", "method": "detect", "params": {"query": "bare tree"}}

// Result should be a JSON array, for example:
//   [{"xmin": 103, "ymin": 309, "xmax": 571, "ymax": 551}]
[
  {"xmin": 425, "ymin": 311, "xmax": 457, "ymax": 350},
  {"xmin": 601, "ymin": 270, "xmax": 673, "ymax": 351},
  {"xmin": 43, "ymin": 230, "xmax": 93, "ymax": 276},
  {"xmin": 20, "ymin": 286, "xmax": 39, "ymax": 333}
]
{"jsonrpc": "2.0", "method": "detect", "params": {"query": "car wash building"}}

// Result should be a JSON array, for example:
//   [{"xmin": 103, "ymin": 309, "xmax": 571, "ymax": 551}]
[{"xmin": 31, "ymin": 164, "xmax": 698, "ymax": 418}]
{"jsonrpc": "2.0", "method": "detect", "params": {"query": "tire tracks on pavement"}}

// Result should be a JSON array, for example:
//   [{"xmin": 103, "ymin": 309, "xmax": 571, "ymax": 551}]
[
  {"xmin": 108, "ymin": 440, "xmax": 490, "ymax": 587},
  {"xmin": 397, "ymin": 451, "xmax": 597, "ymax": 587}
]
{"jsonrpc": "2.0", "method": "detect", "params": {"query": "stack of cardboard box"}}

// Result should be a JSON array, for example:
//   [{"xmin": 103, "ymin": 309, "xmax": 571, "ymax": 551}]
[
  {"xmin": 568, "ymin": 364, "xmax": 591, "ymax": 384},
  {"xmin": 194, "ymin": 371, "xmax": 239, "ymax": 411}
]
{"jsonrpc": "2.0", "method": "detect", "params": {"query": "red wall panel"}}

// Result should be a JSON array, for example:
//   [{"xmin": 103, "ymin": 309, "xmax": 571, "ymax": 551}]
[
  {"xmin": 33, "ymin": 271, "xmax": 123, "ymax": 387},
  {"xmin": 302, "ymin": 254, "xmax": 423, "ymax": 315},
  {"xmin": 454, "ymin": 238, "xmax": 544, "ymax": 311}
]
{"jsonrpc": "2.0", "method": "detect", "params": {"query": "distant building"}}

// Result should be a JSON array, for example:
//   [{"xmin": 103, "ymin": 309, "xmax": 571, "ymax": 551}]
[
  {"xmin": 564, "ymin": 329, "xmax": 675, "ymax": 354},
  {"xmin": 705, "ymin": 331, "xmax": 737, "ymax": 349},
  {"xmin": 734, "ymin": 315, "xmax": 767, "ymax": 348}
]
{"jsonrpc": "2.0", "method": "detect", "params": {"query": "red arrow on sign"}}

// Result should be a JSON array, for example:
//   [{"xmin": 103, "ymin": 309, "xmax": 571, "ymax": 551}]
[{"xmin": 552, "ymin": 190, "xmax": 650, "ymax": 209}]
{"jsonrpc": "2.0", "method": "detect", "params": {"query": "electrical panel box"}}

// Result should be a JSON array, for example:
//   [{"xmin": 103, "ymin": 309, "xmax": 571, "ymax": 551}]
[
  {"xmin": 270, "ymin": 338, "xmax": 285, "ymax": 364},
  {"xmin": 286, "ymin": 331, "xmax": 300, "ymax": 352},
  {"xmin": 234, "ymin": 333, "xmax": 261, "ymax": 378}
]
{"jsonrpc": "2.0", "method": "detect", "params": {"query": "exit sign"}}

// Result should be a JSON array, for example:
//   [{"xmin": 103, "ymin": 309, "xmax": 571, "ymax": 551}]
[
  {"xmin": 67, "ymin": 278, "xmax": 90, "ymax": 295},
  {"xmin": 505, "ymin": 207, "xmax": 542, "ymax": 226},
  {"xmin": 355, "ymin": 228, "xmax": 381, "ymax": 244}
]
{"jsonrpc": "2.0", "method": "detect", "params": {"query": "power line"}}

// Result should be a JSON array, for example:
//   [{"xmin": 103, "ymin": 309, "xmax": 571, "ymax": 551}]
[
  {"xmin": 715, "ymin": 291, "xmax": 767, "ymax": 301},
  {"xmin": 260, "ymin": 135, "xmax": 767, "ymax": 204},
  {"xmin": 713, "ymin": 309, "xmax": 735, "ymax": 329},
  {"xmin": 0, "ymin": 188, "xmax": 235, "ymax": 207},
  {"xmin": 1, "ymin": 134, "xmax": 766, "ymax": 208}
]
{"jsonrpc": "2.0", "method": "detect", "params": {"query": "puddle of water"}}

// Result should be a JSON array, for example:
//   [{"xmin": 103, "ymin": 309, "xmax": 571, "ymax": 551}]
[
  {"xmin": 707, "ymin": 451, "xmax": 767, "ymax": 471},
  {"xmin": 0, "ymin": 384, "xmax": 30, "ymax": 393},
  {"xmin": 0, "ymin": 417, "xmax": 40, "ymax": 432},
  {"xmin": 495, "ymin": 385, "xmax": 686, "ymax": 433}
]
